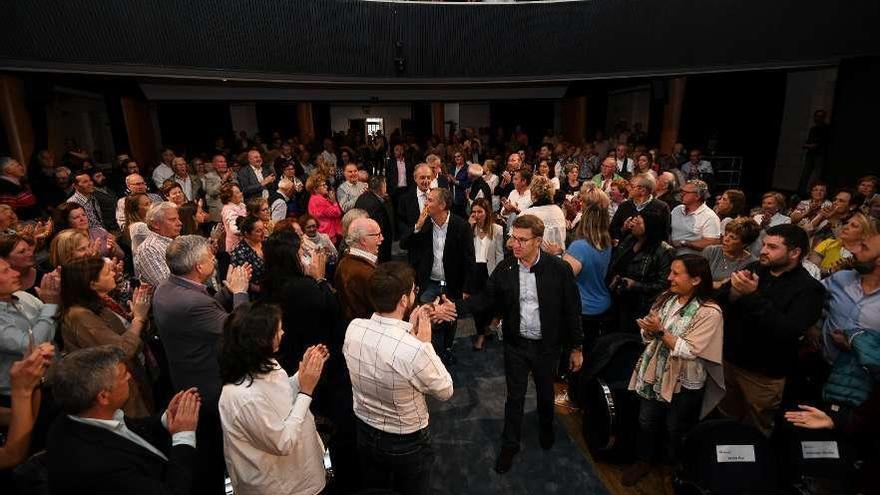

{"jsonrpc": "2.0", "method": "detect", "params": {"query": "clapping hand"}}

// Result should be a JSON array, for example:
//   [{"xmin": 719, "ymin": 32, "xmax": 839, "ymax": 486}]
[
  {"xmin": 166, "ymin": 388, "xmax": 201, "ymax": 435},
  {"xmin": 428, "ymin": 295, "xmax": 458, "ymax": 323},
  {"xmin": 298, "ymin": 345, "xmax": 329, "ymax": 395},
  {"xmin": 408, "ymin": 305, "xmax": 433, "ymax": 344},
  {"xmin": 10, "ymin": 344, "xmax": 55, "ymax": 393},
  {"xmin": 35, "ymin": 268, "xmax": 61, "ymax": 305},
  {"xmin": 129, "ymin": 285, "xmax": 152, "ymax": 323},
  {"xmin": 224, "ymin": 263, "xmax": 252, "ymax": 294},
  {"xmin": 784, "ymin": 405, "xmax": 834, "ymax": 430},
  {"xmin": 636, "ymin": 312, "xmax": 662, "ymax": 337},
  {"xmin": 730, "ymin": 270, "xmax": 759, "ymax": 297}
]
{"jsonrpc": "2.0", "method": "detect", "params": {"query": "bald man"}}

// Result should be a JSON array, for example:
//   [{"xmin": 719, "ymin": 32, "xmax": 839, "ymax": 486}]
[{"xmin": 115, "ymin": 174, "xmax": 163, "ymax": 229}]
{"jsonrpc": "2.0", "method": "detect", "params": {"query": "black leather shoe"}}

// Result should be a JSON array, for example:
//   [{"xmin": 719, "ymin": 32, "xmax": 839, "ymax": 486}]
[
  {"xmin": 494, "ymin": 447, "xmax": 518, "ymax": 474},
  {"xmin": 539, "ymin": 429, "xmax": 555, "ymax": 450}
]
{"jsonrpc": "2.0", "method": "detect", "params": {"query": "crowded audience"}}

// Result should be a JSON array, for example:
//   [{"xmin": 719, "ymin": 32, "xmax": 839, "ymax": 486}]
[{"xmin": 0, "ymin": 123, "xmax": 877, "ymax": 495}]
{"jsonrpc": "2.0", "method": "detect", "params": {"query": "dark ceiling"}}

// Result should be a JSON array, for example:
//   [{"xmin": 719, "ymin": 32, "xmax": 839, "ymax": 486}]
[{"xmin": 2, "ymin": 0, "xmax": 878, "ymax": 83}]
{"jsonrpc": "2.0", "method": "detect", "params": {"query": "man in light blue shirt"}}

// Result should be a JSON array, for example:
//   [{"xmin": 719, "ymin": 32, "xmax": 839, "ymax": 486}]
[{"xmin": 820, "ymin": 233, "xmax": 880, "ymax": 363}]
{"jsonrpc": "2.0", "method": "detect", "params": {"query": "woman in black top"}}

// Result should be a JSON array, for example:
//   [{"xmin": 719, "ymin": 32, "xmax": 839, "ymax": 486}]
[{"xmin": 608, "ymin": 208, "xmax": 674, "ymax": 334}]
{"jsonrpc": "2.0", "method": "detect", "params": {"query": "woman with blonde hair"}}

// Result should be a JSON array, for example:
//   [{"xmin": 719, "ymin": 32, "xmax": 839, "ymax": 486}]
[
  {"xmin": 524, "ymin": 175, "xmax": 566, "ymax": 247},
  {"xmin": 48, "ymin": 229, "xmax": 94, "ymax": 267},
  {"xmin": 809, "ymin": 212, "xmax": 877, "ymax": 277},
  {"xmin": 545, "ymin": 184, "xmax": 613, "ymax": 350}
]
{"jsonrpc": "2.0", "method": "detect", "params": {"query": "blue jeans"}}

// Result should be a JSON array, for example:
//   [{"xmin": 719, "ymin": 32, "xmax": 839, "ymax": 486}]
[{"xmin": 356, "ymin": 419, "xmax": 434, "ymax": 495}]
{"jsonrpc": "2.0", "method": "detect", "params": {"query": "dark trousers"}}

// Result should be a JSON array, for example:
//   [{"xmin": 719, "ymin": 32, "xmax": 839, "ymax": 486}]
[
  {"xmin": 502, "ymin": 337, "xmax": 557, "ymax": 450},
  {"xmin": 419, "ymin": 280, "xmax": 458, "ymax": 353},
  {"xmin": 356, "ymin": 419, "xmax": 434, "ymax": 495},
  {"xmin": 193, "ymin": 406, "xmax": 227, "ymax": 495},
  {"xmin": 635, "ymin": 387, "xmax": 704, "ymax": 464}
]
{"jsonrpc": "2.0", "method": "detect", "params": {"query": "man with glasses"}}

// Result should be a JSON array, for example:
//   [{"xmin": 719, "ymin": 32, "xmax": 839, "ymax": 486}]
[
  {"xmin": 443, "ymin": 214, "xmax": 582, "ymax": 474},
  {"xmin": 115, "ymin": 174, "xmax": 162, "ymax": 229},
  {"xmin": 609, "ymin": 173, "xmax": 670, "ymax": 241},
  {"xmin": 335, "ymin": 217, "xmax": 384, "ymax": 322},
  {"xmin": 670, "ymin": 179, "xmax": 721, "ymax": 254}
]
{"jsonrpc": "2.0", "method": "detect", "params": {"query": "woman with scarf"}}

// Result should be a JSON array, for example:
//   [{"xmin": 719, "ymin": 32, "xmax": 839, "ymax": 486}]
[{"xmin": 621, "ymin": 254, "xmax": 724, "ymax": 487}]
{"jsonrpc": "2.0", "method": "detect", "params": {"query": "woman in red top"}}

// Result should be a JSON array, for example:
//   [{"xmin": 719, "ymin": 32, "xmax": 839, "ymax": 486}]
[{"xmin": 306, "ymin": 174, "xmax": 342, "ymax": 243}]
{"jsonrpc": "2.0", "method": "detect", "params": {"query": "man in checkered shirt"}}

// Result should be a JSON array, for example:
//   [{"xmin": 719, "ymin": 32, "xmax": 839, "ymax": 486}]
[{"xmin": 343, "ymin": 261, "xmax": 454, "ymax": 495}]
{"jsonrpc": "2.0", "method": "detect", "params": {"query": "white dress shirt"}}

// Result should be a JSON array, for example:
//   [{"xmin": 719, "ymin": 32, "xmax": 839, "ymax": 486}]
[
  {"xmin": 151, "ymin": 162, "xmax": 174, "ymax": 189},
  {"xmin": 430, "ymin": 213, "xmax": 450, "ymax": 281},
  {"xmin": 219, "ymin": 363, "xmax": 326, "ymax": 495},
  {"xmin": 69, "ymin": 409, "xmax": 196, "ymax": 461},
  {"xmin": 518, "ymin": 251, "xmax": 542, "ymax": 340},
  {"xmin": 343, "ymin": 314, "xmax": 453, "ymax": 434},
  {"xmin": 396, "ymin": 159, "xmax": 407, "ymax": 188},
  {"xmin": 416, "ymin": 188, "xmax": 429, "ymax": 213},
  {"xmin": 250, "ymin": 166, "xmax": 269, "ymax": 199},
  {"xmin": 506, "ymin": 189, "xmax": 532, "ymax": 226}
]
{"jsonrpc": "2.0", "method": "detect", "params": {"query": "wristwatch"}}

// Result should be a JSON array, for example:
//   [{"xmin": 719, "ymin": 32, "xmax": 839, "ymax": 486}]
[
  {"xmin": 679, "ymin": 240, "xmax": 689, "ymax": 248},
  {"xmin": 656, "ymin": 330, "xmax": 665, "ymax": 338}
]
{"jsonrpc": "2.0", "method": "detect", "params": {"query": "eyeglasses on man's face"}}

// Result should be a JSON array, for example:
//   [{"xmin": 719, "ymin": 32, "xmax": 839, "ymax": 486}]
[{"xmin": 510, "ymin": 235, "xmax": 537, "ymax": 245}]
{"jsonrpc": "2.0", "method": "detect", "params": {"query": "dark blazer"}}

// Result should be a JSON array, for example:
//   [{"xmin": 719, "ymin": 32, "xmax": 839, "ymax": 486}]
[
  {"xmin": 608, "ymin": 197, "xmax": 671, "ymax": 241},
  {"xmin": 47, "ymin": 413, "xmax": 195, "ymax": 495},
  {"xmin": 384, "ymin": 156, "xmax": 414, "ymax": 192},
  {"xmin": 399, "ymin": 212, "xmax": 475, "ymax": 299},
  {"xmin": 237, "ymin": 164, "xmax": 276, "ymax": 200},
  {"xmin": 460, "ymin": 252, "xmax": 583, "ymax": 353},
  {"xmin": 467, "ymin": 177, "xmax": 492, "ymax": 205},
  {"xmin": 354, "ymin": 191, "xmax": 393, "ymax": 262},
  {"xmin": 396, "ymin": 187, "xmax": 428, "ymax": 252},
  {"xmin": 450, "ymin": 164, "xmax": 470, "ymax": 206},
  {"xmin": 434, "ymin": 174, "xmax": 450, "ymax": 190},
  {"xmin": 152, "ymin": 275, "xmax": 248, "ymax": 407}
]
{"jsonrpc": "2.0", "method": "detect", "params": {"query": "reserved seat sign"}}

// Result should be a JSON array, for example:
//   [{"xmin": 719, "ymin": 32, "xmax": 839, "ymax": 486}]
[
  {"xmin": 716, "ymin": 444, "xmax": 756, "ymax": 463},
  {"xmin": 801, "ymin": 441, "xmax": 840, "ymax": 459}
]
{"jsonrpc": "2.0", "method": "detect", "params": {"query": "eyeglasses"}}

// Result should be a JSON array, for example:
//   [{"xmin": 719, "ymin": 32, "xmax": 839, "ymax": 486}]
[
  {"xmin": 365, "ymin": 232, "xmax": 383, "ymax": 237},
  {"xmin": 510, "ymin": 235, "xmax": 537, "ymax": 245}
]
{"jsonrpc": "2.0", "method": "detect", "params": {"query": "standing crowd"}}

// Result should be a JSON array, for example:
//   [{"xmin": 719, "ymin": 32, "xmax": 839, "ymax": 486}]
[{"xmin": 0, "ymin": 124, "xmax": 878, "ymax": 494}]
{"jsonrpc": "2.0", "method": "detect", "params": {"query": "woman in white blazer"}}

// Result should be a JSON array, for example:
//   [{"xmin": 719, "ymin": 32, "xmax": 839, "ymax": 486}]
[{"xmin": 469, "ymin": 198, "xmax": 505, "ymax": 350}]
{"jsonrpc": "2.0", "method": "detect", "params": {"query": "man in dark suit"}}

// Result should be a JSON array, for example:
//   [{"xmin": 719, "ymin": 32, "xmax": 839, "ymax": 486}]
[
  {"xmin": 354, "ymin": 176, "xmax": 394, "ymax": 263},
  {"xmin": 608, "ymin": 172, "xmax": 670, "ymax": 241},
  {"xmin": 399, "ymin": 187, "xmax": 474, "ymax": 363},
  {"xmin": 445, "ymin": 214, "xmax": 583, "ymax": 474},
  {"xmin": 466, "ymin": 163, "xmax": 492, "ymax": 207},
  {"xmin": 47, "ymin": 346, "xmax": 201, "ymax": 495},
  {"xmin": 237, "ymin": 149, "xmax": 276, "ymax": 201},
  {"xmin": 385, "ymin": 143, "xmax": 413, "ymax": 215},
  {"xmin": 152, "ymin": 235, "xmax": 251, "ymax": 495},
  {"xmin": 397, "ymin": 163, "xmax": 433, "ymax": 258}
]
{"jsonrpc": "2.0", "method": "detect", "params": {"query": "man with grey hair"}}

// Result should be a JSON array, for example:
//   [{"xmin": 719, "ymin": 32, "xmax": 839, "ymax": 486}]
[
  {"xmin": 354, "ymin": 175, "xmax": 392, "ymax": 262},
  {"xmin": 115, "ymin": 173, "xmax": 162, "ymax": 229},
  {"xmin": 341, "ymin": 208, "xmax": 369, "ymax": 249},
  {"xmin": 655, "ymin": 171, "xmax": 680, "ymax": 209},
  {"xmin": 152, "ymin": 235, "xmax": 251, "ymax": 495},
  {"xmin": 670, "ymin": 179, "xmax": 721, "ymax": 254},
  {"xmin": 133, "ymin": 202, "xmax": 183, "ymax": 286},
  {"xmin": 47, "ymin": 345, "xmax": 201, "ymax": 493},
  {"xmin": 609, "ymin": 172, "xmax": 670, "ymax": 241},
  {"xmin": 337, "ymin": 163, "xmax": 367, "ymax": 212},
  {"xmin": 334, "ymin": 217, "xmax": 384, "ymax": 321}
]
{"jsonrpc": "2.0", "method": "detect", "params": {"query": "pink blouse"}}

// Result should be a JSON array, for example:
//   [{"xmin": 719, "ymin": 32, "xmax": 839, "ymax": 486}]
[{"xmin": 307, "ymin": 194, "xmax": 342, "ymax": 242}]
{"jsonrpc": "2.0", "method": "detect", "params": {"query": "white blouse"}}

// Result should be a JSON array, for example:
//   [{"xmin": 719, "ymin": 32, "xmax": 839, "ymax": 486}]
[{"xmin": 219, "ymin": 362, "xmax": 326, "ymax": 495}]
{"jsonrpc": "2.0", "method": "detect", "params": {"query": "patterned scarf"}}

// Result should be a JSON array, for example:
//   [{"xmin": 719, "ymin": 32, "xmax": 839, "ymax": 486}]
[{"xmin": 633, "ymin": 296, "xmax": 701, "ymax": 401}]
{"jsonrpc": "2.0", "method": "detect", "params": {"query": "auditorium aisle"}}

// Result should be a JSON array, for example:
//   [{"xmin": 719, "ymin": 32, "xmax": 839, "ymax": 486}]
[{"xmin": 426, "ymin": 335, "xmax": 610, "ymax": 495}]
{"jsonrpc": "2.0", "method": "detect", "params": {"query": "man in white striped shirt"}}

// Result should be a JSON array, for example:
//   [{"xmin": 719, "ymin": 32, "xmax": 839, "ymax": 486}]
[{"xmin": 343, "ymin": 261, "xmax": 454, "ymax": 495}]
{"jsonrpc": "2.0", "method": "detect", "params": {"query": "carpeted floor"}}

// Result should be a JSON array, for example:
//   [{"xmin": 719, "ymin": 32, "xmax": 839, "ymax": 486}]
[{"xmin": 427, "ymin": 335, "xmax": 610, "ymax": 495}]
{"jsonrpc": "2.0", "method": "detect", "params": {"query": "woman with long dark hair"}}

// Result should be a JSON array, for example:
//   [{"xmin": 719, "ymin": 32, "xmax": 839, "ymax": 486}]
[
  {"xmin": 59, "ymin": 256, "xmax": 154, "ymax": 417},
  {"xmin": 218, "ymin": 302, "xmax": 328, "ymax": 495},
  {"xmin": 261, "ymin": 230, "xmax": 339, "ymax": 375},
  {"xmin": 608, "ymin": 208, "xmax": 674, "ymax": 334},
  {"xmin": 621, "ymin": 254, "xmax": 724, "ymax": 486}
]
